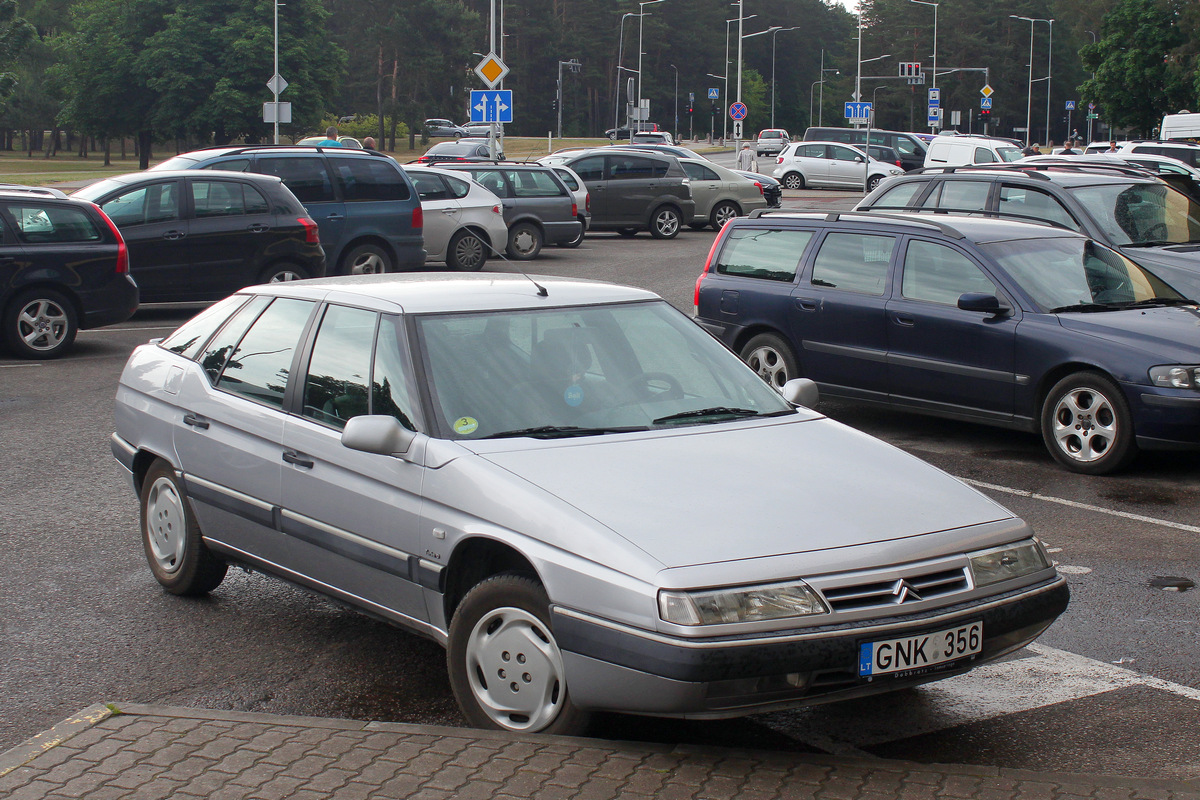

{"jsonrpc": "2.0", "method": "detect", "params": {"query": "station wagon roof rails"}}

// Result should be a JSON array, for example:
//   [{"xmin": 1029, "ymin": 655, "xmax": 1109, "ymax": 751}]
[
  {"xmin": 747, "ymin": 208, "xmax": 826, "ymax": 220},
  {"xmin": 912, "ymin": 165, "xmax": 1052, "ymax": 180},
  {"xmin": 828, "ymin": 211, "xmax": 967, "ymax": 239},
  {"xmin": 1015, "ymin": 161, "xmax": 1155, "ymax": 178},
  {"xmin": 181, "ymin": 144, "xmax": 393, "ymax": 159},
  {"xmin": 0, "ymin": 184, "xmax": 69, "ymax": 199}
]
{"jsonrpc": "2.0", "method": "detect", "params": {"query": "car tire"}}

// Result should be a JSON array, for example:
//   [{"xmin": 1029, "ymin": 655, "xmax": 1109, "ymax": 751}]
[
  {"xmin": 616, "ymin": 228, "xmax": 639, "ymax": 237},
  {"xmin": 782, "ymin": 172, "xmax": 805, "ymax": 190},
  {"xmin": 1040, "ymin": 371, "xmax": 1137, "ymax": 475},
  {"xmin": 448, "ymin": 230, "xmax": 489, "ymax": 271},
  {"xmin": 447, "ymin": 572, "xmax": 589, "ymax": 735},
  {"xmin": 688, "ymin": 223, "xmax": 709, "ymax": 231},
  {"xmin": 740, "ymin": 332, "xmax": 798, "ymax": 390},
  {"xmin": 649, "ymin": 205, "xmax": 682, "ymax": 239},
  {"xmin": 260, "ymin": 261, "xmax": 311, "ymax": 284},
  {"xmin": 709, "ymin": 201, "xmax": 741, "ymax": 230},
  {"xmin": 342, "ymin": 243, "xmax": 393, "ymax": 275},
  {"xmin": 555, "ymin": 218, "xmax": 585, "ymax": 248},
  {"xmin": 867, "ymin": 175, "xmax": 884, "ymax": 192},
  {"xmin": 3, "ymin": 287, "xmax": 78, "ymax": 360},
  {"xmin": 140, "ymin": 460, "xmax": 228, "ymax": 596},
  {"xmin": 506, "ymin": 222, "xmax": 543, "ymax": 260}
]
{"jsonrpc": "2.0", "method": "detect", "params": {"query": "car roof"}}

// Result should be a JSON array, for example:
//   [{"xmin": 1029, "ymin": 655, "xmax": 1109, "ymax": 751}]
[
  {"xmin": 900, "ymin": 164, "xmax": 1162, "ymax": 187},
  {"xmin": 240, "ymin": 273, "xmax": 659, "ymax": 314},
  {"xmin": 738, "ymin": 209, "xmax": 1090, "ymax": 245}
]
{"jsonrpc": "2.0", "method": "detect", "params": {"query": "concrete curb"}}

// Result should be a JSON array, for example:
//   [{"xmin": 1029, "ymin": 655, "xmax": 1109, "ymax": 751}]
[{"xmin": 0, "ymin": 703, "xmax": 114, "ymax": 778}]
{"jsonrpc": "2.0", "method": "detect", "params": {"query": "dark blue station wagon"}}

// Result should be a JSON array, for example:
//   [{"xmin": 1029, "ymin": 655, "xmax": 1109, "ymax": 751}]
[{"xmin": 694, "ymin": 211, "xmax": 1200, "ymax": 474}]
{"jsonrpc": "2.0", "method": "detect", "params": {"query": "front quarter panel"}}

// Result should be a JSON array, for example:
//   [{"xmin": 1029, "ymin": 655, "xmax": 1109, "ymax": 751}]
[{"xmin": 114, "ymin": 343, "xmax": 188, "ymax": 490}]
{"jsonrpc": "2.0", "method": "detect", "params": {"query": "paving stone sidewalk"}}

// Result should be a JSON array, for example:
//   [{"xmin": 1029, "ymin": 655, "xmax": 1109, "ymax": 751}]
[{"xmin": 1, "ymin": 703, "xmax": 1196, "ymax": 800}]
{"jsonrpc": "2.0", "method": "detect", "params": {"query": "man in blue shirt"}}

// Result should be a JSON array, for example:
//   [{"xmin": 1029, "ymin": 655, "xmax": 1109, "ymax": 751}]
[{"xmin": 317, "ymin": 126, "xmax": 341, "ymax": 147}]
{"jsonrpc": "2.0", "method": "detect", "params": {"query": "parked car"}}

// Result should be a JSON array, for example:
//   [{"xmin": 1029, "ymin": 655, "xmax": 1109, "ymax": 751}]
[
  {"xmin": 604, "ymin": 122, "xmax": 661, "ymax": 141},
  {"xmin": 546, "ymin": 165, "xmax": 591, "ymax": 247},
  {"xmin": 416, "ymin": 140, "xmax": 499, "ymax": 164},
  {"xmin": 1019, "ymin": 153, "xmax": 1200, "ymax": 201},
  {"xmin": 425, "ymin": 119, "xmax": 467, "ymax": 138},
  {"xmin": 460, "ymin": 121, "xmax": 492, "ymax": 137},
  {"xmin": 587, "ymin": 143, "xmax": 784, "ymax": 207},
  {"xmin": 866, "ymin": 144, "xmax": 904, "ymax": 170},
  {"xmin": 400, "ymin": 166, "xmax": 508, "ymax": 271},
  {"xmin": 804, "ymin": 127, "xmax": 928, "ymax": 171},
  {"xmin": 754, "ymin": 129, "xmax": 790, "ymax": 157},
  {"xmin": 676, "ymin": 157, "xmax": 769, "ymax": 230},
  {"xmin": 855, "ymin": 162, "xmax": 1200, "ymax": 299},
  {"xmin": 1117, "ymin": 139, "xmax": 1200, "ymax": 168},
  {"xmin": 74, "ymin": 170, "xmax": 326, "ymax": 302},
  {"xmin": 0, "ymin": 186, "xmax": 138, "ymax": 359},
  {"xmin": 111, "ymin": 272, "xmax": 1068, "ymax": 735},
  {"xmin": 630, "ymin": 131, "xmax": 674, "ymax": 145},
  {"xmin": 695, "ymin": 209, "xmax": 1200, "ymax": 474},
  {"xmin": 924, "ymin": 134, "xmax": 1027, "ymax": 168},
  {"xmin": 541, "ymin": 149, "xmax": 695, "ymax": 238},
  {"xmin": 438, "ymin": 163, "xmax": 581, "ymax": 259},
  {"xmin": 152, "ymin": 146, "xmax": 424, "ymax": 276},
  {"xmin": 295, "ymin": 136, "xmax": 363, "ymax": 149},
  {"xmin": 773, "ymin": 141, "xmax": 905, "ymax": 191}
]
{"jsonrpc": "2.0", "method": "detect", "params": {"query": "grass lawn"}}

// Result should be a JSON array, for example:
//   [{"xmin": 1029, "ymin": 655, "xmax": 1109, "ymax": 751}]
[{"xmin": 1, "ymin": 136, "xmax": 726, "ymax": 188}]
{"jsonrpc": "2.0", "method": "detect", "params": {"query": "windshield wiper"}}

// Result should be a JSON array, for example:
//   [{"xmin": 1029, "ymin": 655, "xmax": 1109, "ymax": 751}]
[
  {"xmin": 482, "ymin": 425, "xmax": 649, "ymax": 439},
  {"xmin": 1123, "ymin": 240, "xmax": 1179, "ymax": 248},
  {"xmin": 1047, "ymin": 302, "xmax": 1121, "ymax": 313},
  {"xmin": 652, "ymin": 407, "xmax": 762, "ymax": 425},
  {"xmin": 1119, "ymin": 297, "xmax": 1194, "ymax": 309}
]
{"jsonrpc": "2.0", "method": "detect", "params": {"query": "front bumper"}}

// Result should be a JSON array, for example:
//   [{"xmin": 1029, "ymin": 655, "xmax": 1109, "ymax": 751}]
[
  {"xmin": 1124, "ymin": 382, "xmax": 1200, "ymax": 450},
  {"xmin": 553, "ymin": 575, "xmax": 1068, "ymax": 718}
]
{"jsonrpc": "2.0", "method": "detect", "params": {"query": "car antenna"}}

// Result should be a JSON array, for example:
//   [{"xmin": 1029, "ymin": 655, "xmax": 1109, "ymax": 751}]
[{"xmin": 482, "ymin": 239, "xmax": 548, "ymax": 296}]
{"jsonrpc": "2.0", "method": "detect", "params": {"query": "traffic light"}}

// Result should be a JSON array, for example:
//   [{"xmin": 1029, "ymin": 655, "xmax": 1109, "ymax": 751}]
[
  {"xmin": 981, "ymin": 107, "xmax": 991, "ymax": 118},
  {"xmin": 551, "ymin": 97, "xmax": 558, "ymax": 112}
]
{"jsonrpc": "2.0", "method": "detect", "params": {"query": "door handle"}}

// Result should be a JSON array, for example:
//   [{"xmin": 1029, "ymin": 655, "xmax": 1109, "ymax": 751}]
[
  {"xmin": 794, "ymin": 297, "xmax": 818, "ymax": 311},
  {"xmin": 893, "ymin": 314, "xmax": 916, "ymax": 327},
  {"xmin": 162, "ymin": 230, "xmax": 185, "ymax": 240},
  {"xmin": 183, "ymin": 413, "xmax": 209, "ymax": 430},
  {"xmin": 441, "ymin": 208, "xmax": 459, "ymax": 214},
  {"xmin": 326, "ymin": 213, "xmax": 344, "ymax": 221},
  {"xmin": 248, "ymin": 223, "xmax": 269, "ymax": 233},
  {"xmin": 0, "ymin": 256, "xmax": 14, "ymax": 264},
  {"xmin": 282, "ymin": 450, "xmax": 314, "ymax": 469}
]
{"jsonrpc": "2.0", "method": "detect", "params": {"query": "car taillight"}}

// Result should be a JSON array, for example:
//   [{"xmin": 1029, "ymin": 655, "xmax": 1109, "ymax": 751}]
[
  {"xmin": 298, "ymin": 217, "xmax": 319, "ymax": 243},
  {"xmin": 586, "ymin": 192, "xmax": 591, "ymax": 212},
  {"xmin": 694, "ymin": 226, "xmax": 724, "ymax": 314},
  {"xmin": 492, "ymin": 204, "xmax": 502, "ymax": 215},
  {"xmin": 571, "ymin": 201, "xmax": 578, "ymax": 217},
  {"xmin": 92, "ymin": 204, "xmax": 128, "ymax": 274},
  {"xmin": 777, "ymin": 156, "xmax": 784, "ymax": 164},
  {"xmin": 754, "ymin": 181, "xmax": 763, "ymax": 195},
  {"xmin": 895, "ymin": 159, "xmax": 903, "ymax": 168},
  {"xmin": 412, "ymin": 206, "xmax": 423, "ymax": 229}
]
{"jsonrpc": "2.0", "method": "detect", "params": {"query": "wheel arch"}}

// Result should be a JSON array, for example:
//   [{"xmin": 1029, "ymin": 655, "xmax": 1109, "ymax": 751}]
[
  {"xmin": 442, "ymin": 537, "xmax": 541, "ymax": 626},
  {"xmin": 646, "ymin": 201, "xmax": 682, "ymax": 225},
  {"xmin": 132, "ymin": 448, "xmax": 175, "ymax": 496},
  {"xmin": 5, "ymin": 281, "xmax": 83, "ymax": 328},
  {"xmin": 462, "ymin": 223, "xmax": 497, "ymax": 250},
  {"xmin": 1032, "ymin": 361, "xmax": 1117, "ymax": 420},
  {"xmin": 730, "ymin": 322, "xmax": 792, "ymax": 361},
  {"xmin": 336, "ymin": 235, "xmax": 396, "ymax": 274}
]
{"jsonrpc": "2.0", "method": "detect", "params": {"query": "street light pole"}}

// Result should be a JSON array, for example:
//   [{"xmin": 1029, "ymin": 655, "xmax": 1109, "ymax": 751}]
[
  {"xmin": 721, "ymin": 14, "xmax": 755, "ymax": 144},
  {"xmin": 636, "ymin": 0, "xmax": 665, "ymax": 133},
  {"xmin": 1046, "ymin": 19, "xmax": 1054, "ymax": 144},
  {"xmin": 272, "ymin": 0, "xmax": 280, "ymax": 144},
  {"xmin": 614, "ymin": 12, "xmax": 637, "ymax": 132},
  {"xmin": 770, "ymin": 26, "xmax": 799, "ymax": 129},
  {"xmin": 1011, "ymin": 15, "xmax": 1051, "ymax": 146},
  {"xmin": 737, "ymin": 25, "xmax": 780, "ymax": 145},
  {"xmin": 1085, "ymin": 30, "xmax": 1097, "ymax": 142},
  {"xmin": 670, "ymin": 63, "xmax": 678, "ymax": 142},
  {"xmin": 910, "ymin": 0, "xmax": 937, "ymax": 133}
]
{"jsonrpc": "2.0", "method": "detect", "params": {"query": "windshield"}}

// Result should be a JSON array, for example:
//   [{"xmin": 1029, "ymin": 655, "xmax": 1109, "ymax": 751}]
[
  {"xmin": 1068, "ymin": 182, "xmax": 1200, "ymax": 246},
  {"xmin": 415, "ymin": 300, "xmax": 793, "ymax": 439},
  {"xmin": 980, "ymin": 237, "xmax": 1185, "ymax": 312},
  {"xmin": 997, "ymin": 147, "xmax": 1024, "ymax": 163},
  {"xmin": 151, "ymin": 155, "xmax": 201, "ymax": 171}
]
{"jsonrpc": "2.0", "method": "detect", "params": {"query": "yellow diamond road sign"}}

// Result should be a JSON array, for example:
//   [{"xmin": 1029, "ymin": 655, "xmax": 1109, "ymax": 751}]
[
  {"xmin": 981, "ymin": 84, "xmax": 994, "ymax": 98},
  {"xmin": 475, "ymin": 53, "xmax": 509, "ymax": 88}
]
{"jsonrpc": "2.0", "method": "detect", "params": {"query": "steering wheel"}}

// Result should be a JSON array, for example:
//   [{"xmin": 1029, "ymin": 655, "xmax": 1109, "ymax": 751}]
[
  {"xmin": 624, "ymin": 371, "xmax": 684, "ymax": 402},
  {"xmin": 1141, "ymin": 222, "xmax": 1169, "ymax": 242}
]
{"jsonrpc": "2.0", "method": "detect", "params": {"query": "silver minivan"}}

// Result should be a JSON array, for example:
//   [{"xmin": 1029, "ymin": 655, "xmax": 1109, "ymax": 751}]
[{"xmin": 112, "ymin": 274, "xmax": 1068, "ymax": 736}]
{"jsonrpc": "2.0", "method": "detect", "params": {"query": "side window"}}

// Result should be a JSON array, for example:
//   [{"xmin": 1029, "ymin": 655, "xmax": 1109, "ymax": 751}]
[
  {"xmin": 372, "ymin": 315, "xmax": 418, "ymax": 430},
  {"xmin": 214, "ymin": 298, "xmax": 315, "ymax": 408},
  {"xmin": 206, "ymin": 159, "xmax": 251, "ymax": 172},
  {"xmin": 468, "ymin": 169, "xmax": 510, "ymax": 198},
  {"xmin": 870, "ymin": 181, "xmax": 925, "ymax": 208},
  {"xmin": 191, "ymin": 181, "xmax": 246, "ymax": 217},
  {"xmin": 199, "ymin": 294, "xmax": 273, "ymax": 382},
  {"xmin": 160, "ymin": 294, "xmax": 252, "ymax": 360},
  {"xmin": 570, "ymin": 157, "xmax": 605, "ymax": 182},
  {"xmin": 901, "ymin": 240, "xmax": 998, "ymax": 305},
  {"xmin": 302, "ymin": 304, "xmax": 377, "ymax": 429},
  {"xmin": 101, "ymin": 182, "xmax": 180, "ymax": 226},
  {"xmin": 6, "ymin": 204, "xmax": 101, "ymax": 243},
  {"xmin": 974, "ymin": 147, "xmax": 998, "ymax": 164},
  {"xmin": 799, "ymin": 144, "xmax": 827, "ymax": 159},
  {"xmin": 830, "ymin": 146, "xmax": 859, "ymax": 162},
  {"xmin": 256, "ymin": 157, "xmax": 336, "ymax": 203},
  {"xmin": 682, "ymin": 162, "xmax": 720, "ymax": 182},
  {"xmin": 928, "ymin": 180, "xmax": 991, "ymax": 214},
  {"xmin": 244, "ymin": 184, "xmax": 270, "ymax": 214},
  {"xmin": 998, "ymin": 185, "xmax": 1081, "ymax": 230},
  {"xmin": 329, "ymin": 158, "xmax": 411, "ymax": 202},
  {"xmin": 410, "ymin": 172, "xmax": 451, "ymax": 202},
  {"xmin": 810, "ymin": 232, "xmax": 895, "ymax": 295},
  {"xmin": 444, "ymin": 175, "xmax": 472, "ymax": 199},
  {"xmin": 894, "ymin": 138, "xmax": 921, "ymax": 157},
  {"xmin": 608, "ymin": 156, "xmax": 655, "ymax": 180},
  {"xmin": 504, "ymin": 169, "xmax": 565, "ymax": 197},
  {"xmin": 553, "ymin": 169, "xmax": 579, "ymax": 191},
  {"xmin": 715, "ymin": 228, "xmax": 814, "ymax": 281}
]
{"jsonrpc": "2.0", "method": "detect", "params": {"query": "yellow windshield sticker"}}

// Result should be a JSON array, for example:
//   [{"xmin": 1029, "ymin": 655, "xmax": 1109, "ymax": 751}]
[{"xmin": 453, "ymin": 416, "xmax": 479, "ymax": 435}]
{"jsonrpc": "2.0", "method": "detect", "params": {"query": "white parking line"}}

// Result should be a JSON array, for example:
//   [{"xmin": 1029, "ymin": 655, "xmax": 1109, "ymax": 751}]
[{"xmin": 963, "ymin": 478, "xmax": 1200, "ymax": 534}]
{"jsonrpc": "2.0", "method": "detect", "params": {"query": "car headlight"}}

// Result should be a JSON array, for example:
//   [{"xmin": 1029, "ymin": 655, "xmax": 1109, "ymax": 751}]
[
  {"xmin": 659, "ymin": 580, "xmax": 828, "ymax": 626},
  {"xmin": 968, "ymin": 539, "xmax": 1051, "ymax": 588},
  {"xmin": 1149, "ymin": 365, "xmax": 1200, "ymax": 389}
]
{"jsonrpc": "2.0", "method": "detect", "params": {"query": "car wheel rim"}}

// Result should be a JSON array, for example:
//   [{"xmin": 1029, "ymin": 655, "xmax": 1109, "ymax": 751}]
[
  {"xmin": 455, "ymin": 236, "xmax": 485, "ymax": 269},
  {"xmin": 146, "ymin": 477, "xmax": 187, "ymax": 574},
  {"xmin": 655, "ymin": 211, "xmax": 679, "ymax": 236},
  {"xmin": 351, "ymin": 252, "xmax": 385, "ymax": 275},
  {"xmin": 714, "ymin": 205, "xmax": 737, "ymax": 227},
  {"xmin": 17, "ymin": 299, "xmax": 69, "ymax": 352},
  {"xmin": 511, "ymin": 229, "xmax": 537, "ymax": 256},
  {"xmin": 1051, "ymin": 387, "xmax": 1118, "ymax": 463},
  {"xmin": 269, "ymin": 270, "xmax": 302, "ymax": 282},
  {"xmin": 745, "ymin": 344, "xmax": 789, "ymax": 388},
  {"xmin": 464, "ymin": 606, "xmax": 565, "ymax": 732},
  {"xmin": 784, "ymin": 174, "xmax": 802, "ymax": 190}
]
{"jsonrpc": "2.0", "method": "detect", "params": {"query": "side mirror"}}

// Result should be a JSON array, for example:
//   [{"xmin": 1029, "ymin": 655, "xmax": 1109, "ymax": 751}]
[
  {"xmin": 342, "ymin": 415, "xmax": 418, "ymax": 457},
  {"xmin": 957, "ymin": 292, "xmax": 1010, "ymax": 315},
  {"xmin": 781, "ymin": 378, "xmax": 819, "ymax": 408},
  {"xmin": 854, "ymin": 156, "xmax": 864, "ymax": 163}
]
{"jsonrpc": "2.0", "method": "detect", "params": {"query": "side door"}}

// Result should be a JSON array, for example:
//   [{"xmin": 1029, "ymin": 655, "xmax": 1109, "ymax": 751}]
[
  {"xmin": 407, "ymin": 170, "xmax": 460, "ymax": 261},
  {"xmin": 92, "ymin": 179, "xmax": 188, "ymax": 302},
  {"xmin": 568, "ymin": 155, "xmax": 608, "ymax": 221},
  {"xmin": 826, "ymin": 144, "xmax": 866, "ymax": 187},
  {"xmin": 680, "ymin": 161, "xmax": 721, "ymax": 218},
  {"xmin": 185, "ymin": 178, "xmax": 277, "ymax": 298},
  {"xmin": 789, "ymin": 229, "xmax": 896, "ymax": 397},
  {"xmin": 172, "ymin": 295, "xmax": 317, "ymax": 558},
  {"xmin": 280, "ymin": 305, "xmax": 429, "ymax": 624},
  {"xmin": 795, "ymin": 144, "xmax": 832, "ymax": 186},
  {"xmin": 886, "ymin": 237, "xmax": 1020, "ymax": 418},
  {"xmin": 254, "ymin": 156, "xmax": 346, "ymax": 263},
  {"xmin": 604, "ymin": 153, "xmax": 659, "ymax": 224}
]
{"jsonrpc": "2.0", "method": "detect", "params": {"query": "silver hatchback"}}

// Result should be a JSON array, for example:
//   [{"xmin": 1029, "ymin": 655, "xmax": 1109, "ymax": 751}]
[{"xmin": 112, "ymin": 274, "xmax": 1068, "ymax": 735}]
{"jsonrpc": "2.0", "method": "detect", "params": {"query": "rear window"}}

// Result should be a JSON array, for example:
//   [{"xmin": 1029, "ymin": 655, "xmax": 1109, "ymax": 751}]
[
  {"xmin": 716, "ymin": 228, "xmax": 813, "ymax": 282},
  {"xmin": 6, "ymin": 204, "xmax": 101, "ymax": 243}
]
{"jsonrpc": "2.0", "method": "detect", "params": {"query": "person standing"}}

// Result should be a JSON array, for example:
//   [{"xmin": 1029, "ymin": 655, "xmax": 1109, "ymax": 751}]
[
  {"xmin": 1022, "ymin": 142, "xmax": 1041, "ymax": 157},
  {"xmin": 736, "ymin": 143, "xmax": 755, "ymax": 171},
  {"xmin": 1106, "ymin": 140, "xmax": 1119, "ymax": 153},
  {"xmin": 363, "ymin": 137, "xmax": 377, "ymax": 150},
  {"xmin": 316, "ymin": 126, "xmax": 342, "ymax": 147},
  {"xmin": 1060, "ymin": 139, "xmax": 1078, "ymax": 155}
]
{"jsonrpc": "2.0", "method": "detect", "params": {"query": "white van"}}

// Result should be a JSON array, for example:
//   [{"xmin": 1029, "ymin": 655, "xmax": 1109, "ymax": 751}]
[
  {"xmin": 1160, "ymin": 112, "xmax": 1200, "ymax": 141},
  {"xmin": 923, "ymin": 135, "xmax": 1024, "ymax": 168}
]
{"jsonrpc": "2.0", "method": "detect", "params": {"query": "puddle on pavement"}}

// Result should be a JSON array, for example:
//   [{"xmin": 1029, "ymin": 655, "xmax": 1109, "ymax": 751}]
[{"xmin": 1100, "ymin": 487, "xmax": 1179, "ymax": 507}]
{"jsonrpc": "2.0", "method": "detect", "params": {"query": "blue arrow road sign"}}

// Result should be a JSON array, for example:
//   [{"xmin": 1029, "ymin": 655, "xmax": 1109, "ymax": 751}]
[
  {"xmin": 470, "ymin": 90, "xmax": 513, "ymax": 123},
  {"xmin": 708, "ymin": 87, "xmax": 719, "ymax": 99},
  {"xmin": 729, "ymin": 102, "xmax": 748, "ymax": 120},
  {"xmin": 844, "ymin": 101, "xmax": 872, "ymax": 120},
  {"xmin": 981, "ymin": 97, "xmax": 993, "ymax": 109}
]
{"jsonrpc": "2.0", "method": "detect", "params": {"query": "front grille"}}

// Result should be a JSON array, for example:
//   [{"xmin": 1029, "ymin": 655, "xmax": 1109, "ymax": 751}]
[{"xmin": 820, "ymin": 567, "xmax": 970, "ymax": 612}]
